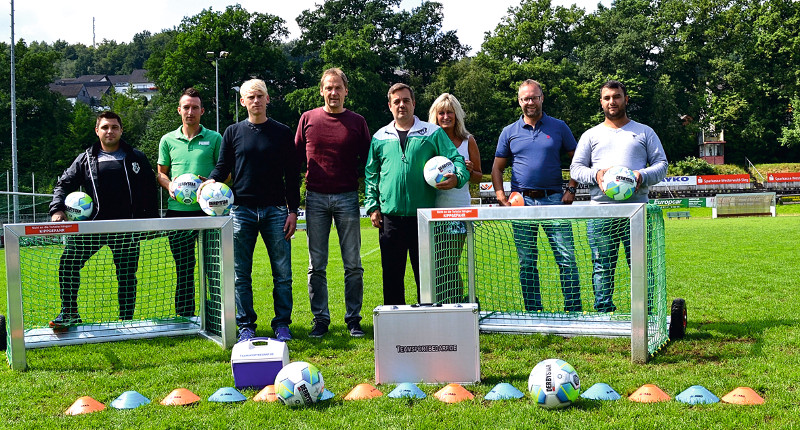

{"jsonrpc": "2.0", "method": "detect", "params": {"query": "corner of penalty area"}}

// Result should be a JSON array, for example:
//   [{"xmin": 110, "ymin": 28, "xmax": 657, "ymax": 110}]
[{"xmin": 669, "ymin": 298, "xmax": 688, "ymax": 341}]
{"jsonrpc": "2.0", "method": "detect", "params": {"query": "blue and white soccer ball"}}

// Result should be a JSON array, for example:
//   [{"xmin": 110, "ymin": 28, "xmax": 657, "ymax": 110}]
[
  {"xmin": 602, "ymin": 165, "xmax": 637, "ymax": 201},
  {"xmin": 172, "ymin": 173, "xmax": 203, "ymax": 205},
  {"xmin": 423, "ymin": 156, "xmax": 455, "ymax": 187},
  {"xmin": 274, "ymin": 361, "xmax": 325, "ymax": 407},
  {"xmin": 198, "ymin": 182, "xmax": 234, "ymax": 216},
  {"xmin": 64, "ymin": 191, "xmax": 93, "ymax": 221},
  {"xmin": 528, "ymin": 358, "xmax": 581, "ymax": 409}
]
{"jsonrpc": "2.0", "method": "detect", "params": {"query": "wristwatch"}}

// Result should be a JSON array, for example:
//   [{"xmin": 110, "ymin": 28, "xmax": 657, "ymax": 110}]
[{"xmin": 565, "ymin": 186, "xmax": 577, "ymax": 194}]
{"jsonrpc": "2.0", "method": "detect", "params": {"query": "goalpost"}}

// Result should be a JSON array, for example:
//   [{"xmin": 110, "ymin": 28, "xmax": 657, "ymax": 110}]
[
  {"xmin": 417, "ymin": 203, "xmax": 668, "ymax": 364},
  {"xmin": 4, "ymin": 217, "xmax": 237, "ymax": 370}
]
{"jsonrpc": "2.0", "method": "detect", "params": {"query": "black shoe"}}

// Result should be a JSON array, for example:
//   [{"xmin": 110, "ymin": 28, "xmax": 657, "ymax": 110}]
[
  {"xmin": 309, "ymin": 321, "xmax": 329, "ymax": 338},
  {"xmin": 348, "ymin": 322, "xmax": 364, "ymax": 338},
  {"xmin": 49, "ymin": 313, "xmax": 82, "ymax": 330}
]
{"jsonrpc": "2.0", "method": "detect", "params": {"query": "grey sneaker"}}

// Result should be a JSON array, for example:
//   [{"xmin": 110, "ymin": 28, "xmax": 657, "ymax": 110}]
[
  {"xmin": 348, "ymin": 322, "xmax": 364, "ymax": 338},
  {"xmin": 237, "ymin": 327, "xmax": 255, "ymax": 343},
  {"xmin": 308, "ymin": 321, "xmax": 329, "ymax": 338},
  {"xmin": 275, "ymin": 326, "xmax": 293, "ymax": 342}
]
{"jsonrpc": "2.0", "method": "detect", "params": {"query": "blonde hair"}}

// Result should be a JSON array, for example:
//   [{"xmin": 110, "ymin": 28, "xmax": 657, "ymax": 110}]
[
  {"xmin": 428, "ymin": 93, "xmax": 470, "ymax": 141},
  {"xmin": 240, "ymin": 79, "xmax": 268, "ymax": 98}
]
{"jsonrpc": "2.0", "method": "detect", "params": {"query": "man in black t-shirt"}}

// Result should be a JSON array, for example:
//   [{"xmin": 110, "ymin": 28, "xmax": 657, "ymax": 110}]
[
  {"xmin": 206, "ymin": 79, "xmax": 300, "ymax": 343},
  {"xmin": 48, "ymin": 111, "xmax": 159, "ymax": 329}
]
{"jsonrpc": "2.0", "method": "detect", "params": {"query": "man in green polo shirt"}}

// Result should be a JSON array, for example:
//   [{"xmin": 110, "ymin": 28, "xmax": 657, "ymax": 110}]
[{"xmin": 157, "ymin": 87, "xmax": 222, "ymax": 317}]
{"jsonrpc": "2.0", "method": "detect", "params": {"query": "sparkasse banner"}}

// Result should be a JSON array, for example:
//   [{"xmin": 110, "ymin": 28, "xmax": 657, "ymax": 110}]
[
  {"xmin": 766, "ymin": 173, "xmax": 800, "ymax": 182},
  {"xmin": 697, "ymin": 174, "xmax": 750, "ymax": 185}
]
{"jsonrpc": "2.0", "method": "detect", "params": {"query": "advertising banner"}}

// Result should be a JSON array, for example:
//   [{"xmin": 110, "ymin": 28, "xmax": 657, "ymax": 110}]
[
  {"xmin": 766, "ymin": 172, "xmax": 800, "ymax": 182},
  {"xmin": 696, "ymin": 174, "xmax": 750, "ymax": 185}
]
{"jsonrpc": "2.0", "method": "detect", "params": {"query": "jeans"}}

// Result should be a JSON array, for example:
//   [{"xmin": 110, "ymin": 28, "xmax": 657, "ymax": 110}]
[
  {"xmin": 587, "ymin": 218, "xmax": 630, "ymax": 312},
  {"xmin": 165, "ymin": 209, "xmax": 205, "ymax": 317},
  {"xmin": 305, "ymin": 190, "xmax": 364, "ymax": 326},
  {"xmin": 512, "ymin": 193, "xmax": 581, "ymax": 312},
  {"xmin": 379, "ymin": 214, "xmax": 420, "ymax": 305},
  {"xmin": 232, "ymin": 204, "xmax": 293, "ymax": 331},
  {"xmin": 58, "ymin": 233, "xmax": 141, "ymax": 319}
]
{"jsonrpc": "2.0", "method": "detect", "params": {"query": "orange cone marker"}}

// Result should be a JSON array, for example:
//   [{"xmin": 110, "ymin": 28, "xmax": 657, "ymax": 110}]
[
  {"xmin": 434, "ymin": 383, "xmax": 474, "ymax": 403},
  {"xmin": 628, "ymin": 384, "xmax": 671, "ymax": 403},
  {"xmin": 721, "ymin": 387, "xmax": 764, "ymax": 405},
  {"xmin": 65, "ymin": 396, "xmax": 106, "ymax": 415},
  {"xmin": 160, "ymin": 388, "xmax": 201, "ymax": 406},
  {"xmin": 253, "ymin": 385, "xmax": 279, "ymax": 402},
  {"xmin": 344, "ymin": 383, "xmax": 383, "ymax": 400}
]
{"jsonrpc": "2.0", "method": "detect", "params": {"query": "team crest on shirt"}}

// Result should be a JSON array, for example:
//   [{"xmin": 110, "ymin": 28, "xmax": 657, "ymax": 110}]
[{"xmin": 132, "ymin": 162, "xmax": 141, "ymax": 174}]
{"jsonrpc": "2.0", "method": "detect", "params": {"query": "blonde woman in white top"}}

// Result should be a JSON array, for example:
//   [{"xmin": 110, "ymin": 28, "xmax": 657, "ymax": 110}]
[{"xmin": 428, "ymin": 93, "xmax": 482, "ymax": 303}]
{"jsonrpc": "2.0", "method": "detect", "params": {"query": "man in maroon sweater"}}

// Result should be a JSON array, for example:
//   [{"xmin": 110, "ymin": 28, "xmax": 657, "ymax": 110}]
[{"xmin": 296, "ymin": 68, "xmax": 371, "ymax": 338}]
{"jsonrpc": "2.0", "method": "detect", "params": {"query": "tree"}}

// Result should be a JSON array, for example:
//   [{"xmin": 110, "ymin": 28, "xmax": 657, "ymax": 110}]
[
  {"xmin": 152, "ymin": 5, "xmax": 293, "ymax": 129},
  {"xmin": 0, "ymin": 41, "xmax": 76, "ymax": 189}
]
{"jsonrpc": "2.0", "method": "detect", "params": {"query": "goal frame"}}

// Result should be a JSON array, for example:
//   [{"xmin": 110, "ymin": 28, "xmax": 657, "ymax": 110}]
[
  {"xmin": 4, "ymin": 217, "xmax": 237, "ymax": 370},
  {"xmin": 417, "ymin": 203, "xmax": 655, "ymax": 364}
]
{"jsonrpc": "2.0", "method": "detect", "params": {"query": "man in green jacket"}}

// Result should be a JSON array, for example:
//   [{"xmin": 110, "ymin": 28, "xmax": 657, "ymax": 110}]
[{"xmin": 364, "ymin": 83, "xmax": 470, "ymax": 305}]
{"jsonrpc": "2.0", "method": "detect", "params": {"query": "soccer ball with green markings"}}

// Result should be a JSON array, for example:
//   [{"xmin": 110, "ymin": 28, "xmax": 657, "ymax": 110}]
[{"xmin": 528, "ymin": 358, "xmax": 581, "ymax": 409}]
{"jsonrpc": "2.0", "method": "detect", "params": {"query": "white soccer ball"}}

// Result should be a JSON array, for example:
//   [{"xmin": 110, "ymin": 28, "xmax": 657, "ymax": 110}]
[
  {"xmin": 274, "ymin": 361, "xmax": 325, "ymax": 407},
  {"xmin": 198, "ymin": 182, "xmax": 234, "ymax": 216},
  {"xmin": 172, "ymin": 173, "xmax": 203, "ymax": 205},
  {"xmin": 602, "ymin": 165, "xmax": 637, "ymax": 201},
  {"xmin": 528, "ymin": 358, "xmax": 581, "ymax": 409},
  {"xmin": 423, "ymin": 156, "xmax": 455, "ymax": 187},
  {"xmin": 64, "ymin": 191, "xmax": 93, "ymax": 221}
]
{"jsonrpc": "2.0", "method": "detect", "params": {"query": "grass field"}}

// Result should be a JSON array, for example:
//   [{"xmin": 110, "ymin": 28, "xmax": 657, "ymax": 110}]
[{"xmin": 1, "ymin": 207, "xmax": 800, "ymax": 429}]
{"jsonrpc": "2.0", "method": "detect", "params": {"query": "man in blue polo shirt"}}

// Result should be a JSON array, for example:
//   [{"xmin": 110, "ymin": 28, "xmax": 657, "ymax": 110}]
[{"xmin": 491, "ymin": 79, "xmax": 581, "ymax": 312}]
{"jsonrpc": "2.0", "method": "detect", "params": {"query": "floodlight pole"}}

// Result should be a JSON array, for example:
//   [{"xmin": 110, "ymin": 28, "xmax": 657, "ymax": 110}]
[
  {"xmin": 10, "ymin": 0, "xmax": 19, "ymax": 222},
  {"xmin": 232, "ymin": 86, "xmax": 240, "ymax": 123},
  {"xmin": 206, "ymin": 51, "xmax": 229, "ymax": 133}
]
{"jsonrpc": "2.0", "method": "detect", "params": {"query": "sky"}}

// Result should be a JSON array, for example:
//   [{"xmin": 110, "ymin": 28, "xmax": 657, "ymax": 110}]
[{"xmin": 3, "ymin": 0, "xmax": 608, "ymax": 55}]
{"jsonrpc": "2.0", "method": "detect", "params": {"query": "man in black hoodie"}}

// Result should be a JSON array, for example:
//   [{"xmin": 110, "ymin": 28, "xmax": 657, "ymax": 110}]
[{"xmin": 48, "ymin": 111, "xmax": 159, "ymax": 328}]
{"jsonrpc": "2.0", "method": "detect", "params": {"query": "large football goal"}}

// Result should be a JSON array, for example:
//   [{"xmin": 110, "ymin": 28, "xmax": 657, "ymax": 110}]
[
  {"xmin": 417, "ymin": 203, "xmax": 668, "ymax": 364},
  {"xmin": 4, "ymin": 217, "xmax": 237, "ymax": 370}
]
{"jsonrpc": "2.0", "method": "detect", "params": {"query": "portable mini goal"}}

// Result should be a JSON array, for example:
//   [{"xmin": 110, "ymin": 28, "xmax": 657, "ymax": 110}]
[
  {"xmin": 417, "ymin": 203, "xmax": 667, "ymax": 363},
  {"xmin": 4, "ymin": 217, "xmax": 237, "ymax": 370}
]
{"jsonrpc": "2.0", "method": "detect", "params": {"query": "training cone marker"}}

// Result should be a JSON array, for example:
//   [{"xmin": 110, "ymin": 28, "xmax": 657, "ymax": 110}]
[
  {"xmin": 161, "ymin": 388, "xmax": 201, "ymax": 406},
  {"xmin": 110, "ymin": 391, "xmax": 151, "ymax": 409},
  {"xmin": 388, "ymin": 383, "xmax": 427, "ymax": 399},
  {"xmin": 676, "ymin": 385, "xmax": 719, "ymax": 405},
  {"xmin": 434, "ymin": 384, "xmax": 474, "ymax": 403},
  {"xmin": 721, "ymin": 387, "xmax": 764, "ymax": 405},
  {"xmin": 253, "ymin": 385, "xmax": 278, "ymax": 402},
  {"xmin": 485, "ymin": 383, "xmax": 524, "ymax": 400},
  {"xmin": 65, "ymin": 396, "xmax": 106, "ymax": 415},
  {"xmin": 209, "ymin": 387, "xmax": 247, "ymax": 403},
  {"xmin": 320, "ymin": 389, "xmax": 336, "ymax": 401},
  {"xmin": 580, "ymin": 383, "xmax": 621, "ymax": 401},
  {"xmin": 628, "ymin": 384, "xmax": 671, "ymax": 403},
  {"xmin": 344, "ymin": 383, "xmax": 383, "ymax": 400}
]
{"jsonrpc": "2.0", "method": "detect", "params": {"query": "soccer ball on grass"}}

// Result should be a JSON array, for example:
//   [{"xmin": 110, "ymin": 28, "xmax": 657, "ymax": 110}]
[
  {"xmin": 528, "ymin": 358, "xmax": 581, "ymax": 409},
  {"xmin": 274, "ymin": 361, "xmax": 325, "ymax": 407}
]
